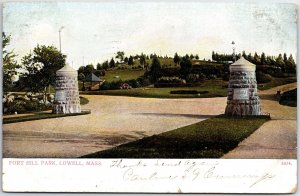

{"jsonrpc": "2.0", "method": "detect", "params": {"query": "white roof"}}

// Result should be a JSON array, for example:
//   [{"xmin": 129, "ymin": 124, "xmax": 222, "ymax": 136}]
[{"xmin": 231, "ymin": 57, "xmax": 255, "ymax": 67}]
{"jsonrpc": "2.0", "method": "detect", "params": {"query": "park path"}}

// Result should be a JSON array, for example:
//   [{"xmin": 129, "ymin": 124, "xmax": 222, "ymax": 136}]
[
  {"xmin": 223, "ymin": 82, "xmax": 297, "ymax": 159},
  {"xmin": 3, "ymin": 96, "xmax": 226, "ymax": 158}
]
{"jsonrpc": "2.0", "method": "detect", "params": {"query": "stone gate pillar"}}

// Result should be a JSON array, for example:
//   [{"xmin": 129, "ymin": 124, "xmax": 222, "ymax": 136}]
[
  {"xmin": 52, "ymin": 64, "xmax": 81, "ymax": 114},
  {"xmin": 225, "ymin": 57, "xmax": 261, "ymax": 116}
]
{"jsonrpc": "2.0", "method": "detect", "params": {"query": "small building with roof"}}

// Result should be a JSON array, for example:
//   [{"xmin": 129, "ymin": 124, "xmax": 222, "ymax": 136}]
[{"xmin": 82, "ymin": 73, "xmax": 104, "ymax": 91}]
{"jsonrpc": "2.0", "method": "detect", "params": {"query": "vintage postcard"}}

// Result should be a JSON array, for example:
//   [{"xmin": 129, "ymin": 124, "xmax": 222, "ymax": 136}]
[{"xmin": 2, "ymin": 0, "xmax": 297, "ymax": 193}]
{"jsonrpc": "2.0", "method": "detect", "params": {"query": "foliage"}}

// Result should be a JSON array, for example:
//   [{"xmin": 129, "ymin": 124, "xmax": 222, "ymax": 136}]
[
  {"xmin": 82, "ymin": 115, "xmax": 269, "ymax": 158},
  {"xmin": 109, "ymin": 58, "xmax": 115, "ymax": 68},
  {"xmin": 4, "ymin": 99, "xmax": 51, "ymax": 114},
  {"xmin": 256, "ymin": 71, "xmax": 272, "ymax": 83},
  {"xmin": 78, "ymin": 73, "xmax": 85, "ymax": 81},
  {"xmin": 279, "ymin": 88, "xmax": 297, "ymax": 107},
  {"xmin": 173, "ymin": 52, "xmax": 180, "ymax": 65},
  {"xmin": 179, "ymin": 56, "xmax": 192, "ymax": 79},
  {"xmin": 115, "ymin": 51, "xmax": 125, "ymax": 63},
  {"xmin": 21, "ymin": 45, "xmax": 66, "ymax": 95},
  {"xmin": 3, "ymin": 33, "xmax": 19, "ymax": 94},
  {"xmin": 186, "ymin": 73, "xmax": 205, "ymax": 84},
  {"xmin": 155, "ymin": 77, "xmax": 186, "ymax": 87},
  {"xmin": 128, "ymin": 56, "xmax": 134, "ymax": 65},
  {"xmin": 148, "ymin": 56, "xmax": 162, "ymax": 83},
  {"xmin": 79, "ymin": 96, "xmax": 89, "ymax": 105}
]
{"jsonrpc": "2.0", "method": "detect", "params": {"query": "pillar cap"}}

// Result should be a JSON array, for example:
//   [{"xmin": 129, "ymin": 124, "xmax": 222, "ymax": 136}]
[
  {"xmin": 56, "ymin": 64, "xmax": 77, "ymax": 76},
  {"xmin": 230, "ymin": 57, "xmax": 256, "ymax": 71}
]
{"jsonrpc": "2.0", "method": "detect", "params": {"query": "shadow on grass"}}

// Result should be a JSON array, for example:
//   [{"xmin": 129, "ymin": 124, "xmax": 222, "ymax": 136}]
[
  {"xmin": 133, "ymin": 113, "xmax": 216, "ymax": 119},
  {"xmin": 81, "ymin": 115, "xmax": 269, "ymax": 158}
]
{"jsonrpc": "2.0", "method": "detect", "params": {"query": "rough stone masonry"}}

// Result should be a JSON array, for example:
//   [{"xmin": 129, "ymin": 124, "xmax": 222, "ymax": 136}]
[
  {"xmin": 53, "ymin": 64, "xmax": 81, "ymax": 114},
  {"xmin": 225, "ymin": 57, "xmax": 261, "ymax": 116}
]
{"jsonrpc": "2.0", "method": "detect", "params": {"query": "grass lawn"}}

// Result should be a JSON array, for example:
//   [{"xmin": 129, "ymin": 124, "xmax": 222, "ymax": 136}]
[
  {"xmin": 82, "ymin": 114, "xmax": 269, "ymax": 158},
  {"xmin": 258, "ymin": 76, "xmax": 297, "ymax": 90},
  {"xmin": 102, "ymin": 69, "xmax": 145, "ymax": 82},
  {"xmin": 3, "ymin": 110, "xmax": 91, "ymax": 124},
  {"xmin": 81, "ymin": 79, "xmax": 228, "ymax": 98}
]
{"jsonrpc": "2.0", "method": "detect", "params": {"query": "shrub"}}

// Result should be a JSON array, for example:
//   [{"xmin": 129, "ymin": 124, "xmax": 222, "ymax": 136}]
[
  {"xmin": 155, "ymin": 77, "xmax": 186, "ymax": 87},
  {"xmin": 186, "ymin": 73, "xmax": 205, "ymax": 84},
  {"xmin": 256, "ymin": 71, "xmax": 272, "ymax": 83}
]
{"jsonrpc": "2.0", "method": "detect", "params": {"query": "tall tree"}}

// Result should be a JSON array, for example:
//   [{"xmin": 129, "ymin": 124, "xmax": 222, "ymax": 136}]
[
  {"xmin": 21, "ymin": 45, "xmax": 66, "ymax": 98},
  {"xmin": 276, "ymin": 54, "xmax": 285, "ymax": 71},
  {"xmin": 3, "ymin": 33, "xmax": 19, "ymax": 94},
  {"xmin": 115, "ymin": 51, "xmax": 125, "ymax": 63},
  {"xmin": 286, "ymin": 54, "xmax": 296, "ymax": 73},
  {"xmin": 128, "ymin": 56, "xmax": 134, "ymax": 65},
  {"xmin": 195, "ymin": 54, "xmax": 199, "ymax": 60},
  {"xmin": 261, "ymin": 52, "xmax": 266, "ymax": 65},
  {"xmin": 180, "ymin": 56, "xmax": 192, "ymax": 79},
  {"xmin": 102, "ymin": 60, "xmax": 109, "ymax": 70},
  {"xmin": 109, "ymin": 58, "xmax": 115, "ymax": 68},
  {"xmin": 84, "ymin": 64, "xmax": 95, "ymax": 75},
  {"xmin": 139, "ymin": 53, "xmax": 146, "ymax": 69},
  {"xmin": 173, "ymin": 52, "xmax": 180, "ymax": 65},
  {"xmin": 148, "ymin": 55, "xmax": 162, "ymax": 83}
]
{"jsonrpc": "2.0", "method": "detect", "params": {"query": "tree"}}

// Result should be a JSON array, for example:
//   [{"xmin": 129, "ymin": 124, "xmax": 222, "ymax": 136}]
[
  {"xmin": 148, "ymin": 55, "xmax": 161, "ymax": 83},
  {"xmin": 276, "ymin": 54, "xmax": 285, "ymax": 71},
  {"xmin": 78, "ymin": 73, "xmax": 85, "ymax": 81},
  {"xmin": 180, "ymin": 56, "xmax": 192, "ymax": 79},
  {"xmin": 286, "ymin": 54, "xmax": 296, "ymax": 73},
  {"xmin": 102, "ymin": 60, "xmax": 109, "ymax": 70},
  {"xmin": 253, "ymin": 52, "xmax": 260, "ymax": 65},
  {"xmin": 195, "ymin": 54, "xmax": 199, "ymax": 60},
  {"xmin": 173, "ymin": 52, "xmax": 180, "ymax": 65},
  {"xmin": 261, "ymin": 52, "xmax": 266, "ymax": 65},
  {"xmin": 78, "ymin": 66, "xmax": 85, "ymax": 75},
  {"xmin": 84, "ymin": 64, "xmax": 95, "ymax": 75},
  {"xmin": 242, "ymin": 51, "xmax": 247, "ymax": 58},
  {"xmin": 96, "ymin": 63, "xmax": 102, "ymax": 70},
  {"xmin": 128, "ymin": 56, "xmax": 134, "ymax": 65},
  {"xmin": 190, "ymin": 54, "xmax": 194, "ymax": 59},
  {"xmin": 124, "ymin": 57, "xmax": 129, "ymax": 63},
  {"xmin": 109, "ymin": 58, "xmax": 115, "ymax": 68},
  {"xmin": 139, "ymin": 53, "xmax": 146, "ymax": 69},
  {"xmin": 115, "ymin": 51, "xmax": 125, "ymax": 63},
  {"xmin": 21, "ymin": 45, "xmax": 66, "ymax": 99},
  {"xmin": 3, "ymin": 33, "xmax": 19, "ymax": 94}
]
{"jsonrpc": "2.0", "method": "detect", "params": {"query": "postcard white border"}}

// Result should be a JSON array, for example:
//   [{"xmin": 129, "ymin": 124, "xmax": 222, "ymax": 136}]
[{"xmin": 2, "ymin": 158, "xmax": 297, "ymax": 193}]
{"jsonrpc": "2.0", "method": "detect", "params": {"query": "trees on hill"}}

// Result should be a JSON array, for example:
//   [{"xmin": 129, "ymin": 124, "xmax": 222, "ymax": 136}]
[
  {"xmin": 148, "ymin": 55, "xmax": 162, "ymax": 83},
  {"xmin": 179, "ymin": 56, "xmax": 192, "ymax": 79},
  {"xmin": 212, "ymin": 51, "xmax": 296, "ymax": 74},
  {"xmin": 109, "ymin": 58, "xmax": 115, "ymax": 68},
  {"xmin": 173, "ymin": 53, "xmax": 180, "ymax": 65}
]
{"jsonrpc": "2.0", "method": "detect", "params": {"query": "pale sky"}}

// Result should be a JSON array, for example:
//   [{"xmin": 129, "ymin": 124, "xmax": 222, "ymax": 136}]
[{"xmin": 3, "ymin": 2, "xmax": 297, "ymax": 70}]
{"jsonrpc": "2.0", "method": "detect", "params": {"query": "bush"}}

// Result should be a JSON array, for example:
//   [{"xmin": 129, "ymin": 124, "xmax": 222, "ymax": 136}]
[
  {"xmin": 4, "ymin": 99, "xmax": 51, "ymax": 114},
  {"xmin": 256, "ymin": 71, "xmax": 272, "ymax": 83},
  {"xmin": 155, "ymin": 77, "xmax": 186, "ymax": 87},
  {"xmin": 186, "ymin": 73, "xmax": 205, "ymax": 84},
  {"xmin": 279, "ymin": 88, "xmax": 297, "ymax": 107}
]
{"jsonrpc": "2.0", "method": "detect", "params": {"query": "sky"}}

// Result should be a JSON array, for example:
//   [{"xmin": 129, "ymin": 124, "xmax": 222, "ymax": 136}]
[{"xmin": 3, "ymin": 2, "xmax": 298, "ymax": 70}]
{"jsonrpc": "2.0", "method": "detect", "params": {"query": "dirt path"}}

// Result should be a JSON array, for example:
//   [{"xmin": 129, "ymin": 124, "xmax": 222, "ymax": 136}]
[
  {"xmin": 3, "ymin": 96, "xmax": 226, "ymax": 158},
  {"xmin": 223, "ymin": 82, "xmax": 297, "ymax": 158}
]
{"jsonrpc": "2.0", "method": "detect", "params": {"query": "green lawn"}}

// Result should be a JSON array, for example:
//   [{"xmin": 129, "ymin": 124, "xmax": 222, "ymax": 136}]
[
  {"xmin": 82, "ymin": 115, "xmax": 269, "ymax": 158},
  {"xmin": 258, "ymin": 77, "xmax": 297, "ymax": 90},
  {"xmin": 3, "ymin": 110, "xmax": 91, "ymax": 124},
  {"xmin": 81, "ymin": 79, "xmax": 228, "ymax": 98},
  {"xmin": 102, "ymin": 69, "xmax": 145, "ymax": 82}
]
